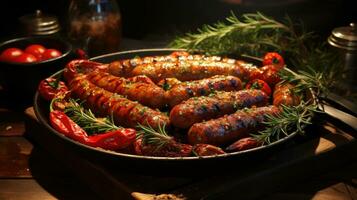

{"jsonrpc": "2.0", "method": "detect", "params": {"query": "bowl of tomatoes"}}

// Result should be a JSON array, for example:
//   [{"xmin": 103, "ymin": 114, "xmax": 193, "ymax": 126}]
[{"xmin": 0, "ymin": 36, "xmax": 73, "ymax": 105}]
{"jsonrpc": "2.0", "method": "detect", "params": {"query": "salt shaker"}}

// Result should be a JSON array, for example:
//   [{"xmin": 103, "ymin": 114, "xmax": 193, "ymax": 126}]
[
  {"xmin": 328, "ymin": 23, "xmax": 357, "ymax": 89},
  {"xmin": 67, "ymin": 0, "xmax": 122, "ymax": 57}
]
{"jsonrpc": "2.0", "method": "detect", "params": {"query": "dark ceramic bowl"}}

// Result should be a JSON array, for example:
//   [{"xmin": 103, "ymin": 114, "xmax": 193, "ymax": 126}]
[{"xmin": 0, "ymin": 36, "xmax": 73, "ymax": 106}]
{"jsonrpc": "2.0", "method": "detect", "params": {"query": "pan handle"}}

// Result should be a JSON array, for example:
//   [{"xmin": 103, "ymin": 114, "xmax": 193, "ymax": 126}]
[
  {"xmin": 319, "ymin": 103, "xmax": 357, "ymax": 131},
  {"xmin": 321, "ymin": 92, "xmax": 357, "ymax": 117}
]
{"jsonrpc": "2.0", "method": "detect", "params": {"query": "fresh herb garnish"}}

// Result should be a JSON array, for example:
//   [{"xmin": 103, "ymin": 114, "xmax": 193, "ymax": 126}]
[
  {"xmin": 64, "ymin": 99, "xmax": 121, "ymax": 134},
  {"xmin": 136, "ymin": 122, "xmax": 173, "ymax": 151}
]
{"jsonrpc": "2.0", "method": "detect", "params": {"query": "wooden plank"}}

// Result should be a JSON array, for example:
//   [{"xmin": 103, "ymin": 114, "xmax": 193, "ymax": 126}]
[
  {"xmin": 0, "ymin": 108, "xmax": 25, "ymax": 137},
  {"xmin": 0, "ymin": 137, "xmax": 32, "ymax": 178},
  {"xmin": 0, "ymin": 179, "xmax": 100, "ymax": 200},
  {"xmin": 0, "ymin": 179, "xmax": 55, "ymax": 200}
]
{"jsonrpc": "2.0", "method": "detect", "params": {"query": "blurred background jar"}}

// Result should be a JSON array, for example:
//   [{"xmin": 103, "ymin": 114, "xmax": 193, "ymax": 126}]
[{"xmin": 67, "ymin": 0, "xmax": 122, "ymax": 57}]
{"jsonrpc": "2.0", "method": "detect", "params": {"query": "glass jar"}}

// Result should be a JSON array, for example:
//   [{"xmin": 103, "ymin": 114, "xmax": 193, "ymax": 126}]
[{"xmin": 67, "ymin": 0, "xmax": 122, "ymax": 57}]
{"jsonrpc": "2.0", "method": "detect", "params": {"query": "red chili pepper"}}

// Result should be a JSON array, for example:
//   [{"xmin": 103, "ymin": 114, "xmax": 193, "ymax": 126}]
[
  {"xmin": 245, "ymin": 79, "xmax": 272, "ymax": 96},
  {"xmin": 38, "ymin": 78, "xmax": 68, "ymax": 101},
  {"xmin": 85, "ymin": 129, "xmax": 136, "ymax": 150},
  {"xmin": 262, "ymin": 52, "xmax": 285, "ymax": 69},
  {"xmin": 49, "ymin": 110, "xmax": 88, "ymax": 143},
  {"xmin": 63, "ymin": 59, "xmax": 108, "ymax": 81}
]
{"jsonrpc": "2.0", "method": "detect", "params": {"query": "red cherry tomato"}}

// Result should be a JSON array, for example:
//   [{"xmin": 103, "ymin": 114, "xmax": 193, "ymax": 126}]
[
  {"xmin": 259, "ymin": 65, "xmax": 281, "ymax": 87},
  {"xmin": 25, "ymin": 44, "xmax": 46, "ymax": 60},
  {"xmin": 245, "ymin": 79, "xmax": 272, "ymax": 96},
  {"xmin": 42, "ymin": 49, "xmax": 62, "ymax": 60},
  {"xmin": 0, "ymin": 48, "xmax": 23, "ymax": 62},
  {"xmin": 13, "ymin": 53, "xmax": 38, "ymax": 63},
  {"xmin": 38, "ymin": 78, "xmax": 68, "ymax": 101},
  {"xmin": 262, "ymin": 52, "xmax": 285, "ymax": 69}
]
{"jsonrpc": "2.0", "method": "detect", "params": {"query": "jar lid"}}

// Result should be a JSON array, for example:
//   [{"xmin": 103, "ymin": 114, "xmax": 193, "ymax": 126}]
[
  {"xmin": 328, "ymin": 23, "xmax": 357, "ymax": 51},
  {"xmin": 19, "ymin": 10, "xmax": 60, "ymax": 36}
]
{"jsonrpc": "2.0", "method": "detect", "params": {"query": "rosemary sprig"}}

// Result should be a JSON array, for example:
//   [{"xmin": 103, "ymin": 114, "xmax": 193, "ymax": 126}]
[
  {"xmin": 64, "ymin": 99, "xmax": 121, "ymax": 134},
  {"xmin": 169, "ymin": 12, "xmax": 310, "ymax": 57},
  {"xmin": 252, "ymin": 101, "xmax": 318, "ymax": 144},
  {"xmin": 136, "ymin": 122, "xmax": 173, "ymax": 151}
]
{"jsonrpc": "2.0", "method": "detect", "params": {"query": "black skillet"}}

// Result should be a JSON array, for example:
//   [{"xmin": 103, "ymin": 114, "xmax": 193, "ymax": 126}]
[{"xmin": 33, "ymin": 49, "xmax": 302, "ymax": 175}]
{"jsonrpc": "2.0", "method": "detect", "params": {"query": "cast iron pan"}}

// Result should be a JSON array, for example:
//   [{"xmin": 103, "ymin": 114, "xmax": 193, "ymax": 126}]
[{"xmin": 34, "ymin": 49, "xmax": 301, "ymax": 175}]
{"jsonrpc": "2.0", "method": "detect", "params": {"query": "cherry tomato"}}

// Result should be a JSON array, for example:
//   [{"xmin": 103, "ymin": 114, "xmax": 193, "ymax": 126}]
[
  {"xmin": 259, "ymin": 65, "xmax": 281, "ymax": 87},
  {"xmin": 13, "ymin": 53, "xmax": 38, "ymax": 63},
  {"xmin": 25, "ymin": 44, "xmax": 46, "ymax": 60},
  {"xmin": 245, "ymin": 79, "xmax": 272, "ymax": 96},
  {"xmin": 38, "ymin": 78, "xmax": 68, "ymax": 101},
  {"xmin": 42, "ymin": 49, "xmax": 62, "ymax": 60},
  {"xmin": 0, "ymin": 48, "xmax": 23, "ymax": 62},
  {"xmin": 262, "ymin": 52, "xmax": 285, "ymax": 69}
]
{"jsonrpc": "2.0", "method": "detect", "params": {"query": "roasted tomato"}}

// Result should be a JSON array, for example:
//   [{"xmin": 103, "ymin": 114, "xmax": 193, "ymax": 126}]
[
  {"xmin": 245, "ymin": 79, "xmax": 272, "ymax": 96},
  {"xmin": 0, "ymin": 48, "xmax": 23, "ymax": 62},
  {"xmin": 262, "ymin": 52, "xmax": 285, "ymax": 69},
  {"xmin": 25, "ymin": 44, "xmax": 46, "ymax": 60},
  {"xmin": 38, "ymin": 78, "xmax": 68, "ymax": 101}
]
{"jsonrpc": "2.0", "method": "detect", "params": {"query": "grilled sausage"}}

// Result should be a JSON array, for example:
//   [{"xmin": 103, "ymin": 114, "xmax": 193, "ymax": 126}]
[
  {"xmin": 188, "ymin": 106, "xmax": 279, "ymax": 145},
  {"xmin": 129, "ymin": 59, "xmax": 253, "ymax": 82},
  {"xmin": 85, "ymin": 71, "xmax": 166, "ymax": 109},
  {"xmin": 68, "ymin": 74, "xmax": 170, "ymax": 129},
  {"xmin": 166, "ymin": 75, "xmax": 242, "ymax": 107},
  {"xmin": 107, "ymin": 51, "xmax": 242, "ymax": 77},
  {"xmin": 170, "ymin": 89, "xmax": 269, "ymax": 129},
  {"xmin": 157, "ymin": 78, "xmax": 182, "ymax": 91}
]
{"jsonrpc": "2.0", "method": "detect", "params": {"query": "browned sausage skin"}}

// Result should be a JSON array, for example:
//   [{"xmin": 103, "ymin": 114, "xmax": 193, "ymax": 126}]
[
  {"xmin": 188, "ymin": 106, "xmax": 279, "ymax": 146},
  {"xmin": 166, "ymin": 75, "xmax": 242, "ymax": 107},
  {"xmin": 107, "ymin": 51, "xmax": 243, "ymax": 78},
  {"xmin": 170, "ymin": 89, "xmax": 269, "ymax": 129},
  {"xmin": 68, "ymin": 74, "xmax": 170, "ymax": 130},
  {"xmin": 85, "ymin": 71, "xmax": 167, "ymax": 109},
  {"xmin": 129, "ymin": 60, "xmax": 254, "ymax": 83}
]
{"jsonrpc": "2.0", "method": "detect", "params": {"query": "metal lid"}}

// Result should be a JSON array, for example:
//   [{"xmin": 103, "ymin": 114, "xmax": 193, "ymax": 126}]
[
  {"xmin": 19, "ymin": 10, "xmax": 60, "ymax": 36},
  {"xmin": 328, "ymin": 23, "xmax": 357, "ymax": 51}
]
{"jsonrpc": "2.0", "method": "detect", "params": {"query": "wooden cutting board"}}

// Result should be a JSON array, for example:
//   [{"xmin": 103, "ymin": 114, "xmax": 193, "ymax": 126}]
[{"xmin": 24, "ymin": 107, "xmax": 357, "ymax": 200}]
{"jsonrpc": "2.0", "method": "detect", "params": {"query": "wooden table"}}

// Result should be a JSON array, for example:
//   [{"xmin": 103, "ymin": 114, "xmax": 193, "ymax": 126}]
[{"xmin": 0, "ymin": 103, "xmax": 356, "ymax": 200}]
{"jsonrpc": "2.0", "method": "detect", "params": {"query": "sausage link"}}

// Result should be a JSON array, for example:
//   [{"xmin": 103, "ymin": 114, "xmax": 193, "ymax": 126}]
[
  {"xmin": 166, "ymin": 75, "xmax": 242, "ymax": 107},
  {"xmin": 170, "ymin": 89, "xmax": 269, "ymax": 129},
  {"xmin": 107, "ymin": 52, "xmax": 242, "ymax": 77},
  {"xmin": 130, "ymin": 60, "xmax": 252, "ymax": 82},
  {"xmin": 68, "ymin": 75, "xmax": 170, "ymax": 129},
  {"xmin": 188, "ymin": 106, "xmax": 279, "ymax": 145},
  {"xmin": 85, "ymin": 71, "xmax": 167, "ymax": 109}
]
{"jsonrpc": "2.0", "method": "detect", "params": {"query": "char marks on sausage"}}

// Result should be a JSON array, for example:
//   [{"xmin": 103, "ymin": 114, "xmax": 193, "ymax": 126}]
[
  {"xmin": 188, "ymin": 106, "xmax": 279, "ymax": 145},
  {"xmin": 170, "ymin": 89, "xmax": 269, "ymax": 129}
]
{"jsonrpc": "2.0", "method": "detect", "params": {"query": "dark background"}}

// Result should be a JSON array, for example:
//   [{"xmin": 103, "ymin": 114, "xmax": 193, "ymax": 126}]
[{"xmin": 1, "ymin": 0, "xmax": 356, "ymax": 44}]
